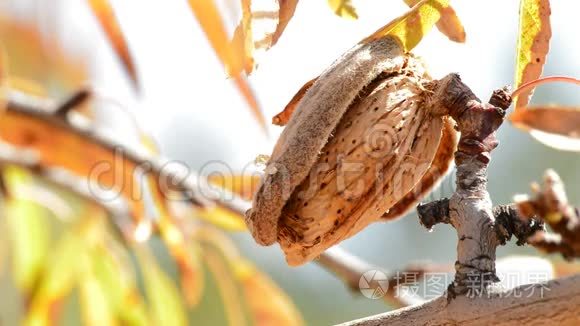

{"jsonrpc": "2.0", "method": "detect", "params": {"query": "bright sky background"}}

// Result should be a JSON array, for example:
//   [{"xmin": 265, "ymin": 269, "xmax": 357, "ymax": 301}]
[
  {"xmin": 5, "ymin": 1, "xmax": 580, "ymax": 323},
  {"xmin": 46, "ymin": 0, "xmax": 580, "ymax": 171}
]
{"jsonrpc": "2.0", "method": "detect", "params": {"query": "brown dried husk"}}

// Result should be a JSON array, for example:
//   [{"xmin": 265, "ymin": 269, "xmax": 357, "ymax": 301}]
[
  {"xmin": 246, "ymin": 37, "xmax": 457, "ymax": 265},
  {"xmin": 277, "ymin": 57, "xmax": 453, "ymax": 265}
]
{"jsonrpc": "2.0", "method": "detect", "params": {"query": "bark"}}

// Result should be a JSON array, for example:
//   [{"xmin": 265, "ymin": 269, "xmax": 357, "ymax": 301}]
[
  {"xmin": 339, "ymin": 74, "xmax": 579, "ymax": 325},
  {"xmin": 338, "ymin": 274, "xmax": 580, "ymax": 326}
]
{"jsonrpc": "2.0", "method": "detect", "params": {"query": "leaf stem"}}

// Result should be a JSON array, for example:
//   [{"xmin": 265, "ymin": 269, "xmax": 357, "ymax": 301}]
[{"xmin": 512, "ymin": 76, "xmax": 580, "ymax": 104}]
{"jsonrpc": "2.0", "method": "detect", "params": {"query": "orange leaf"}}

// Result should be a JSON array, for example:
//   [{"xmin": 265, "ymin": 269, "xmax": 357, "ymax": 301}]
[
  {"xmin": 0, "ymin": 99, "xmax": 147, "ymax": 219},
  {"xmin": 0, "ymin": 16, "xmax": 87, "ymax": 96},
  {"xmin": 234, "ymin": 259, "xmax": 303, "ymax": 326},
  {"xmin": 514, "ymin": 0, "xmax": 551, "ymax": 110},
  {"xmin": 231, "ymin": 0, "xmax": 255, "ymax": 75},
  {"xmin": 404, "ymin": 0, "xmax": 465, "ymax": 42},
  {"xmin": 187, "ymin": 0, "xmax": 267, "ymax": 132},
  {"xmin": 230, "ymin": 0, "xmax": 299, "ymax": 75},
  {"xmin": 86, "ymin": 0, "xmax": 139, "ymax": 91},
  {"xmin": 147, "ymin": 175, "xmax": 204, "ymax": 307},
  {"xmin": 272, "ymin": 1, "xmax": 300, "ymax": 46},
  {"xmin": 510, "ymin": 106, "xmax": 580, "ymax": 151},
  {"xmin": 274, "ymin": 77, "xmax": 318, "ymax": 126},
  {"xmin": 0, "ymin": 48, "xmax": 6, "ymax": 111}
]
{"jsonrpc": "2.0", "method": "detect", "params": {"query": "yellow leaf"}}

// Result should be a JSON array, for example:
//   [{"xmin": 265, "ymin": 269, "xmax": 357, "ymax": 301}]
[
  {"xmin": 196, "ymin": 206, "xmax": 247, "ymax": 231},
  {"xmin": 24, "ymin": 204, "xmax": 107, "ymax": 324},
  {"xmin": 90, "ymin": 241, "xmax": 149, "ymax": 325},
  {"xmin": 136, "ymin": 247, "xmax": 188, "ymax": 326},
  {"xmin": 86, "ymin": 0, "xmax": 139, "ymax": 91},
  {"xmin": 514, "ymin": 0, "xmax": 551, "ymax": 110},
  {"xmin": 186, "ymin": 0, "xmax": 267, "ymax": 132},
  {"xmin": 202, "ymin": 247, "xmax": 249, "ymax": 326},
  {"xmin": 208, "ymin": 173, "xmax": 262, "ymax": 201},
  {"xmin": 3, "ymin": 167, "xmax": 51, "ymax": 292},
  {"xmin": 234, "ymin": 259, "xmax": 303, "ymax": 326},
  {"xmin": 79, "ymin": 257, "xmax": 118, "ymax": 326},
  {"xmin": 403, "ymin": 0, "xmax": 465, "ymax": 42},
  {"xmin": 147, "ymin": 175, "xmax": 205, "ymax": 307},
  {"xmin": 510, "ymin": 106, "xmax": 580, "ymax": 151},
  {"xmin": 362, "ymin": 0, "xmax": 450, "ymax": 52},
  {"xmin": 25, "ymin": 222, "xmax": 99, "ymax": 324},
  {"xmin": 327, "ymin": 0, "xmax": 359, "ymax": 20},
  {"xmin": 197, "ymin": 227, "xmax": 303, "ymax": 326}
]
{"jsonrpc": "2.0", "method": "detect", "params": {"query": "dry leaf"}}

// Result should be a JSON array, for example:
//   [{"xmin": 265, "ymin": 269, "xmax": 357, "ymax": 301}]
[
  {"xmin": 278, "ymin": 0, "xmax": 453, "ymax": 132},
  {"xmin": 362, "ymin": 0, "xmax": 451, "ymax": 52},
  {"xmin": 86, "ymin": 0, "xmax": 139, "ymax": 91},
  {"xmin": 273, "ymin": 77, "xmax": 318, "ymax": 126},
  {"xmin": 234, "ymin": 259, "xmax": 303, "ymax": 326},
  {"xmin": 0, "ymin": 107, "xmax": 148, "ymax": 219},
  {"xmin": 514, "ymin": 0, "xmax": 552, "ymax": 110},
  {"xmin": 273, "ymin": 0, "xmax": 300, "ymax": 45},
  {"xmin": 510, "ymin": 106, "xmax": 580, "ymax": 151},
  {"xmin": 327, "ymin": 0, "xmax": 359, "ymax": 20},
  {"xmin": 0, "ymin": 15, "xmax": 87, "ymax": 96},
  {"xmin": 187, "ymin": 0, "xmax": 267, "ymax": 132},
  {"xmin": 404, "ymin": 0, "xmax": 465, "ymax": 42},
  {"xmin": 231, "ymin": 0, "xmax": 299, "ymax": 77}
]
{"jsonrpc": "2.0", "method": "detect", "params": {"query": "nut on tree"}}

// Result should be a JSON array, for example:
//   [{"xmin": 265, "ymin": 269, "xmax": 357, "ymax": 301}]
[{"xmin": 246, "ymin": 36, "xmax": 458, "ymax": 266}]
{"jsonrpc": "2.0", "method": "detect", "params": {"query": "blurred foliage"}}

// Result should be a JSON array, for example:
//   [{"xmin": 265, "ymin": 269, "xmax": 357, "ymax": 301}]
[
  {"xmin": 0, "ymin": 0, "xmax": 579, "ymax": 325},
  {"xmin": 0, "ymin": 11, "xmax": 301, "ymax": 326}
]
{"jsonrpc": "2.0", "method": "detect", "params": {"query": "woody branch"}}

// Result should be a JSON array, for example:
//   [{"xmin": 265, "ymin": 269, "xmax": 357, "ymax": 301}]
[
  {"xmin": 340, "ymin": 74, "xmax": 580, "ymax": 325},
  {"xmin": 1, "ymin": 89, "xmax": 431, "ymax": 304}
]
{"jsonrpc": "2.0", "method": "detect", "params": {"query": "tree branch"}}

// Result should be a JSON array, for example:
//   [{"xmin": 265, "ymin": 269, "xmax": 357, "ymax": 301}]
[
  {"xmin": 339, "ymin": 74, "xmax": 580, "ymax": 325},
  {"xmin": 338, "ymin": 274, "xmax": 580, "ymax": 326},
  {"xmin": 2, "ymin": 89, "xmax": 431, "ymax": 304},
  {"xmin": 515, "ymin": 169, "xmax": 580, "ymax": 258}
]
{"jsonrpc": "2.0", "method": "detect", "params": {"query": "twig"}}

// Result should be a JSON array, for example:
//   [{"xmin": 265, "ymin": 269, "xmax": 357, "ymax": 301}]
[
  {"xmin": 317, "ymin": 247, "xmax": 447, "ymax": 307},
  {"xmin": 515, "ymin": 169, "xmax": 580, "ymax": 258},
  {"xmin": 54, "ymin": 88, "xmax": 92, "ymax": 116},
  {"xmin": 339, "ymin": 74, "xmax": 580, "ymax": 325},
  {"xmin": 2, "ymin": 89, "xmax": 433, "ymax": 304}
]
